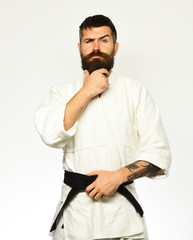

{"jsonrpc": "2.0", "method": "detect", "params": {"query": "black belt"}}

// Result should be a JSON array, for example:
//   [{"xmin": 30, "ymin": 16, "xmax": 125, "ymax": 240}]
[{"xmin": 50, "ymin": 170, "xmax": 144, "ymax": 232}]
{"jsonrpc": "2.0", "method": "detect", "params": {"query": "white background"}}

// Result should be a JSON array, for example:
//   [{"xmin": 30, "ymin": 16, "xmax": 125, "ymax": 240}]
[{"xmin": 1, "ymin": 0, "xmax": 193, "ymax": 239}]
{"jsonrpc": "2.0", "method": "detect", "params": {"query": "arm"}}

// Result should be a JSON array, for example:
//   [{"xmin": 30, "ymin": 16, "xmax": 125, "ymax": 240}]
[
  {"xmin": 86, "ymin": 85, "xmax": 170, "ymax": 200},
  {"xmin": 64, "ymin": 69, "xmax": 110, "ymax": 130},
  {"xmin": 124, "ymin": 160, "xmax": 164, "ymax": 181},
  {"xmin": 34, "ymin": 68, "xmax": 110, "ymax": 148},
  {"xmin": 86, "ymin": 160, "xmax": 162, "ymax": 200}
]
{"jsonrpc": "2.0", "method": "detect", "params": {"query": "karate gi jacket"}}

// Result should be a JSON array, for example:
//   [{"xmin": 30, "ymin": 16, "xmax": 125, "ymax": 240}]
[{"xmin": 34, "ymin": 72, "xmax": 171, "ymax": 239}]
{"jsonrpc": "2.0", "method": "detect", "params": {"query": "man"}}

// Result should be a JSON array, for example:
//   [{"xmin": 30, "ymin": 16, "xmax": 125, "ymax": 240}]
[{"xmin": 34, "ymin": 15, "xmax": 171, "ymax": 240}]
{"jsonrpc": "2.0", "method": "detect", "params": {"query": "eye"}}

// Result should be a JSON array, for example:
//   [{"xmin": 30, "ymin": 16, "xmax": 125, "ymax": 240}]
[
  {"xmin": 101, "ymin": 39, "xmax": 108, "ymax": 43},
  {"xmin": 85, "ymin": 39, "xmax": 93, "ymax": 43}
]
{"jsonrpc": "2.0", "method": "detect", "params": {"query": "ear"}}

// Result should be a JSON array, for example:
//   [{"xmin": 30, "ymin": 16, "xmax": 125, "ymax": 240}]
[
  {"xmin": 78, "ymin": 43, "xmax": 81, "ymax": 56},
  {"xmin": 113, "ymin": 42, "xmax": 119, "ymax": 56}
]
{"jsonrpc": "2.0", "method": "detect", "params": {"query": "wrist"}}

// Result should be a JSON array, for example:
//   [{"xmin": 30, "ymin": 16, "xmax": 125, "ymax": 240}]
[
  {"xmin": 114, "ymin": 168, "xmax": 130, "ymax": 185},
  {"xmin": 80, "ymin": 86, "xmax": 94, "ymax": 101}
]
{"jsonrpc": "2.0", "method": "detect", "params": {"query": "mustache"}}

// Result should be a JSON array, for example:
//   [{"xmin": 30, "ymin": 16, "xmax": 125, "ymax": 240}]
[{"xmin": 82, "ymin": 50, "xmax": 110, "ymax": 60}]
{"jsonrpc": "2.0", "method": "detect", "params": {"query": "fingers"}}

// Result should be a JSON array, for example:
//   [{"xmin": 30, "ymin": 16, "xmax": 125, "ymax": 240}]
[
  {"xmin": 86, "ymin": 171, "xmax": 99, "ymax": 176},
  {"xmin": 94, "ymin": 192, "xmax": 103, "ymax": 200},
  {"xmin": 97, "ymin": 68, "xmax": 109, "ymax": 76},
  {"xmin": 84, "ymin": 70, "xmax": 89, "ymax": 77},
  {"xmin": 86, "ymin": 68, "xmax": 109, "ymax": 77},
  {"xmin": 88, "ymin": 187, "xmax": 97, "ymax": 198},
  {"xmin": 86, "ymin": 185, "xmax": 104, "ymax": 200},
  {"xmin": 86, "ymin": 183, "xmax": 95, "ymax": 193},
  {"xmin": 83, "ymin": 68, "xmax": 110, "ymax": 97},
  {"xmin": 85, "ymin": 176, "xmax": 103, "ymax": 200}
]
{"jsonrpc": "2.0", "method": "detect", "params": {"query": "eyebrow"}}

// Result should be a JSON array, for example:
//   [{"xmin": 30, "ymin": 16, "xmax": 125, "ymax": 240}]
[{"xmin": 84, "ymin": 34, "xmax": 111, "ymax": 42}]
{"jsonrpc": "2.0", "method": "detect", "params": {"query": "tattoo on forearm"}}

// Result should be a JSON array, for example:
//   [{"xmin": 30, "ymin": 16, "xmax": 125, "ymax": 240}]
[
  {"xmin": 125, "ymin": 161, "xmax": 163, "ymax": 181},
  {"xmin": 130, "ymin": 163, "xmax": 140, "ymax": 170}
]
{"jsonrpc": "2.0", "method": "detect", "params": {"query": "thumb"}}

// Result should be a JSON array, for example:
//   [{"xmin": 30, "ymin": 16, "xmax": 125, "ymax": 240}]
[
  {"xmin": 86, "ymin": 170, "xmax": 99, "ymax": 176},
  {"xmin": 84, "ymin": 70, "xmax": 89, "ymax": 77}
]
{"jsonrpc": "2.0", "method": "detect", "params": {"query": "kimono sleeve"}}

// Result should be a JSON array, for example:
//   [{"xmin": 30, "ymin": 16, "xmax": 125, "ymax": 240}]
[
  {"xmin": 34, "ymin": 85, "xmax": 78, "ymax": 148},
  {"xmin": 135, "ymin": 86, "xmax": 171, "ymax": 179}
]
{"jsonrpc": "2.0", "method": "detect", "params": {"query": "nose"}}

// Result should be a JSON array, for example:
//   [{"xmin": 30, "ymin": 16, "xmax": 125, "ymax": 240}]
[{"xmin": 93, "ymin": 40, "xmax": 100, "ymax": 51}]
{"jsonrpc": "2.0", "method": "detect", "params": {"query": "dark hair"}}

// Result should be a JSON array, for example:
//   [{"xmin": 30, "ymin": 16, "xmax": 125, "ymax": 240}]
[{"xmin": 79, "ymin": 15, "xmax": 117, "ymax": 44}]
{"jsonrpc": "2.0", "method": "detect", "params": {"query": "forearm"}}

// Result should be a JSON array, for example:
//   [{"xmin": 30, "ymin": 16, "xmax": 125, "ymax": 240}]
[
  {"xmin": 63, "ymin": 87, "xmax": 92, "ymax": 131},
  {"xmin": 86, "ymin": 161, "xmax": 162, "ymax": 200},
  {"xmin": 125, "ymin": 160, "xmax": 163, "ymax": 181},
  {"xmin": 116, "ymin": 160, "xmax": 163, "ymax": 184},
  {"xmin": 64, "ymin": 69, "xmax": 110, "ymax": 131}
]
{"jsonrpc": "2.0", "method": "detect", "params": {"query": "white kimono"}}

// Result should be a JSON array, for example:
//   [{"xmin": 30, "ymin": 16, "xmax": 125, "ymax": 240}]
[{"xmin": 34, "ymin": 72, "xmax": 171, "ymax": 240}]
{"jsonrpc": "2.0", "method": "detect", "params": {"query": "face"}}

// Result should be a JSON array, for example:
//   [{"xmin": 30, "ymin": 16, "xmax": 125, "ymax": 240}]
[{"xmin": 78, "ymin": 26, "xmax": 119, "ymax": 74}]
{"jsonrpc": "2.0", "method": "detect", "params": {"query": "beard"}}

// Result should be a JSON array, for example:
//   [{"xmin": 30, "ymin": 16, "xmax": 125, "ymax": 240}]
[{"xmin": 80, "ymin": 49, "xmax": 114, "ymax": 74}]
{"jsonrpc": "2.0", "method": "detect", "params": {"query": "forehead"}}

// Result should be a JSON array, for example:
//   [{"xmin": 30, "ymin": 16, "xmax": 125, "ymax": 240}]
[{"xmin": 82, "ymin": 26, "xmax": 112, "ymax": 40}]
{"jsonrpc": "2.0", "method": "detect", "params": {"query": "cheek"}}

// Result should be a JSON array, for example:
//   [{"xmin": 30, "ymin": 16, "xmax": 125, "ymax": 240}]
[
  {"xmin": 81, "ymin": 45, "xmax": 93, "ymax": 56},
  {"xmin": 101, "ymin": 44, "xmax": 114, "ymax": 53}
]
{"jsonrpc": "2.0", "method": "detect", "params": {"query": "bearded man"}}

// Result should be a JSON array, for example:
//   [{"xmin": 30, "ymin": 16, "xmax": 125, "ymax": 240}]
[{"xmin": 34, "ymin": 15, "xmax": 171, "ymax": 240}]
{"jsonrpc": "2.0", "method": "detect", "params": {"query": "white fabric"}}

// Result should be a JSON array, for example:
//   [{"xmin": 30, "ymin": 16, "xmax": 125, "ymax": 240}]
[
  {"xmin": 34, "ymin": 72, "xmax": 171, "ymax": 240},
  {"xmin": 52, "ymin": 214, "xmax": 145, "ymax": 240}
]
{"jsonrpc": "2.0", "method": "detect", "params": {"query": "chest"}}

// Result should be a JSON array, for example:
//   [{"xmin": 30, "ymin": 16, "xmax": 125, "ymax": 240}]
[{"xmin": 66, "ymin": 80, "xmax": 139, "ymax": 151}]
